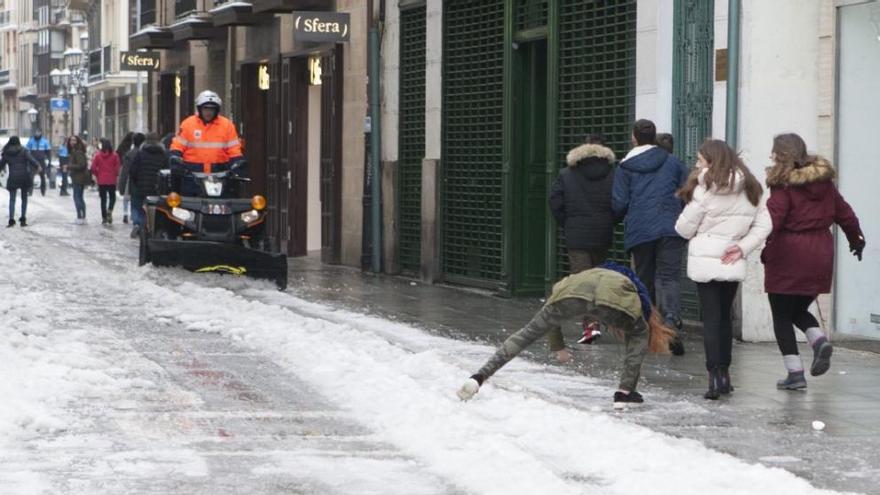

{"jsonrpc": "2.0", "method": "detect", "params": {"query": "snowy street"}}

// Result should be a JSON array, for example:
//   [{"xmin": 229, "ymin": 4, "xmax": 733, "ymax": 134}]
[{"xmin": 0, "ymin": 190, "xmax": 875, "ymax": 494}]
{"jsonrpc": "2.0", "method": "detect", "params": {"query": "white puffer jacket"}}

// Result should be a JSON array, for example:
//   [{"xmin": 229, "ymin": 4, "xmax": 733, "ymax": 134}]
[{"xmin": 675, "ymin": 169, "xmax": 772, "ymax": 283}]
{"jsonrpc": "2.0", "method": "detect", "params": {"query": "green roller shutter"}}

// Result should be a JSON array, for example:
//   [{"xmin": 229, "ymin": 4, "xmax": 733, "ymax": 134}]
[
  {"xmin": 674, "ymin": 0, "xmax": 714, "ymax": 321},
  {"xmin": 516, "ymin": 0, "xmax": 548, "ymax": 32},
  {"xmin": 556, "ymin": 1, "xmax": 637, "ymax": 275},
  {"xmin": 442, "ymin": 0, "xmax": 506, "ymax": 287},
  {"xmin": 398, "ymin": 5, "xmax": 427, "ymax": 274}
]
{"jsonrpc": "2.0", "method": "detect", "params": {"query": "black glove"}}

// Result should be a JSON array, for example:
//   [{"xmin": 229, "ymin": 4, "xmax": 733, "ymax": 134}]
[{"xmin": 850, "ymin": 237, "xmax": 865, "ymax": 261}]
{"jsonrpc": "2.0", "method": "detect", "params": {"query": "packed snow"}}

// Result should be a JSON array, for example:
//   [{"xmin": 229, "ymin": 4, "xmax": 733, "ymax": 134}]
[{"xmin": 0, "ymin": 189, "xmax": 850, "ymax": 494}]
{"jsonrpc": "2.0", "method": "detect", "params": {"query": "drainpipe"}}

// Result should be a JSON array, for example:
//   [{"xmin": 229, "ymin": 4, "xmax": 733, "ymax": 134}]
[
  {"xmin": 725, "ymin": 0, "xmax": 741, "ymax": 149},
  {"xmin": 368, "ymin": 24, "xmax": 382, "ymax": 273},
  {"xmin": 726, "ymin": 0, "xmax": 743, "ymax": 340}
]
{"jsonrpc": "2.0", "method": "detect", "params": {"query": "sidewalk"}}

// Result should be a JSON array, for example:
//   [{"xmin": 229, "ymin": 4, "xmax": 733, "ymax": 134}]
[{"xmin": 287, "ymin": 255, "xmax": 880, "ymax": 494}]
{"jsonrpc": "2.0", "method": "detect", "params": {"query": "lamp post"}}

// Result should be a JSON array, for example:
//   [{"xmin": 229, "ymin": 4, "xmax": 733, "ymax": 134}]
[
  {"xmin": 63, "ymin": 47, "xmax": 87, "ymax": 137},
  {"xmin": 27, "ymin": 108, "xmax": 38, "ymax": 134}
]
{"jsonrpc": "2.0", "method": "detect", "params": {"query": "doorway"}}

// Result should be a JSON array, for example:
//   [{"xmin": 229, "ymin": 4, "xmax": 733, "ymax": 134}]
[
  {"xmin": 511, "ymin": 38, "xmax": 548, "ymax": 295},
  {"xmin": 238, "ymin": 63, "xmax": 269, "ymax": 200}
]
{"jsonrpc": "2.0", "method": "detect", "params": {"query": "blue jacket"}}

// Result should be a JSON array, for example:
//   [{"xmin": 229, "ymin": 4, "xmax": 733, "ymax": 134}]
[
  {"xmin": 26, "ymin": 137, "xmax": 51, "ymax": 162},
  {"xmin": 612, "ymin": 146, "xmax": 688, "ymax": 251}
]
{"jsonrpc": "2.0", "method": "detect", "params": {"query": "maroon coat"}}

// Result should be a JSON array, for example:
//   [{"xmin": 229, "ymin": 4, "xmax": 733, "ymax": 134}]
[{"xmin": 761, "ymin": 159, "xmax": 864, "ymax": 295}]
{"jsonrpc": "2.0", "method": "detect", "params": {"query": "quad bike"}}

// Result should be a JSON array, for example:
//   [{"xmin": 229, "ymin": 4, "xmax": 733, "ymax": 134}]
[{"xmin": 139, "ymin": 162, "xmax": 288, "ymax": 290}]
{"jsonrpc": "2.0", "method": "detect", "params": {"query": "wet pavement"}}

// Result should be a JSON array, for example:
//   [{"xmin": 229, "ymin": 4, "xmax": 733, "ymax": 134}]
[{"xmin": 286, "ymin": 256, "xmax": 880, "ymax": 494}]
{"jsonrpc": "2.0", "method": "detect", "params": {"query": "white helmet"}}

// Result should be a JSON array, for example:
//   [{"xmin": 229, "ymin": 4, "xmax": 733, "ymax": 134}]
[{"xmin": 195, "ymin": 90, "xmax": 222, "ymax": 109}]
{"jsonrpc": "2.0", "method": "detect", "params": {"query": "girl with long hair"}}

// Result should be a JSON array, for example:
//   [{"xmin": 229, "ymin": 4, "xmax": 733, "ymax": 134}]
[
  {"xmin": 457, "ymin": 262, "xmax": 675, "ymax": 409},
  {"xmin": 66, "ymin": 136, "xmax": 89, "ymax": 223},
  {"xmin": 675, "ymin": 139, "xmax": 771, "ymax": 399},
  {"xmin": 761, "ymin": 133, "xmax": 864, "ymax": 390}
]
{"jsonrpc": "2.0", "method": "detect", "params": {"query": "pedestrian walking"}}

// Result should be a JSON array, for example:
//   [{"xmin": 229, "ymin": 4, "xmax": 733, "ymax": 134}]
[
  {"xmin": 91, "ymin": 139, "xmax": 121, "ymax": 225},
  {"xmin": 58, "ymin": 139, "xmax": 70, "ymax": 196},
  {"xmin": 612, "ymin": 119, "xmax": 689, "ymax": 355},
  {"xmin": 116, "ymin": 133, "xmax": 135, "ymax": 224},
  {"xmin": 549, "ymin": 134, "xmax": 617, "ymax": 349},
  {"xmin": 761, "ymin": 133, "xmax": 865, "ymax": 390},
  {"xmin": 66, "ymin": 136, "xmax": 90, "ymax": 224},
  {"xmin": 129, "ymin": 133, "xmax": 167, "ymax": 237},
  {"xmin": 26, "ymin": 130, "xmax": 51, "ymax": 196},
  {"xmin": 119, "ymin": 133, "xmax": 146, "ymax": 226},
  {"xmin": 457, "ymin": 262, "xmax": 675, "ymax": 409},
  {"xmin": 674, "ymin": 139, "xmax": 772, "ymax": 399},
  {"xmin": 1, "ymin": 137, "xmax": 41, "ymax": 227}
]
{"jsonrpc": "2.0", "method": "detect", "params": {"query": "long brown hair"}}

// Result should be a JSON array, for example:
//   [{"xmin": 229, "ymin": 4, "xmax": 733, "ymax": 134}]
[
  {"xmin": 603, "ymin": 305, "xmax": 675, "ymax": 354},
  {"xmin": 766, "ymin": 133, "xmax": 815, "ymax": 187},
  {"xmin": 677, "ymin": 139, "xmax": 763, "ymax": 206},
  {"xmin": 66, "ymin": 135, "xmax": 86, "ymax": 154}
]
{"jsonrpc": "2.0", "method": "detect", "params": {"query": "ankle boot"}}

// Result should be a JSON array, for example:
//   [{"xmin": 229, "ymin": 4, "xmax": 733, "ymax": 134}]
[
  {"xmin": 719, "ymin": 367, "xmax": 734, "ymax": 394},
  {"xmin": 777, "ymin": 371, "xmax": 807, "ymax": 390},
  {"xmin": 704, "ymin": 368, "xmax": 721, "ymax": 400}
]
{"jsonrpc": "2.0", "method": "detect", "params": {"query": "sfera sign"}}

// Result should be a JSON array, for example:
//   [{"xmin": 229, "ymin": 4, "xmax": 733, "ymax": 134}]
[
  {"xmin": 293, "ymin": 12, "xmax": 350, "ymax": 43},
  {"xmin": 120, "ymin": 51, "xmax": 160, "ymax": 71}
]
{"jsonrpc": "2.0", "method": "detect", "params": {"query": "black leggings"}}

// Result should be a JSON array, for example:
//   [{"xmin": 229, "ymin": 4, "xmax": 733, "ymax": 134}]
[
  {"xmin": 768, "ymin": 293, "xmax": 819, "ymax": 356},
  {"xmin": 99, "ymin": 185, "xmax": 117, "ymax": 219},
  {"xmin": 697, "ymin": 281, "xmax": 739, "ymax": 370}
]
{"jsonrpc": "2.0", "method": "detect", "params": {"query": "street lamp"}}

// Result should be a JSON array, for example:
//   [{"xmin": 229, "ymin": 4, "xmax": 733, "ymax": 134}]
[
  {"xmin": 64, "ymin": 47, "xmax": 84, "ymax": 69},
  {"xmin": 50, "ymin": 68, "xmax": 62, "ymax": 87},
  {"xmin": 60, "ymin": 68, "xmax": 71, "ymax": 86},
  {"xmin": 27, "ymin": 108, "xmax": 39, "ymax": 130}
]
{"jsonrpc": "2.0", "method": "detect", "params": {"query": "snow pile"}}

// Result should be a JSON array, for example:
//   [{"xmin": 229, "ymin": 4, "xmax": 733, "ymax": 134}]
[{"xmin": 136, "ymin": 279, "xmax": 844, "ymax": 495}]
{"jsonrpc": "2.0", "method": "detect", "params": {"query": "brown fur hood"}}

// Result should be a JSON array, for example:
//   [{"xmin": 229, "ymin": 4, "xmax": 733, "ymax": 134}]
[
  {"xmin": 766, "ymin": 157, "xmax": 836, "ymax": 187},
  {"xmin": 566, "ymin": 143, "xmax": 616, "ymax": 167}
]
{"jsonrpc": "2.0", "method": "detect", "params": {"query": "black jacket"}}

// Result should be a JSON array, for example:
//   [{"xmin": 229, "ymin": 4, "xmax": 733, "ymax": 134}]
[
  {"xmin": 549, "ymin": 143, "xmax": 617, "ymax": 250},
  {"xmin": 1, "ymin": 146, "xmax": 41, "ymax": 190},
  {"xmin": 129, "ymin": 144, "xmax": 168, "ymax": 196}
]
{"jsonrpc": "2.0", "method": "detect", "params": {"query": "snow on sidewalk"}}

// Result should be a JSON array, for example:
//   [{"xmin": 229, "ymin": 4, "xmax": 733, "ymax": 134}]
[{"xmin": 1, "ymin": 190, "xmax": 851, "ymax": 494}]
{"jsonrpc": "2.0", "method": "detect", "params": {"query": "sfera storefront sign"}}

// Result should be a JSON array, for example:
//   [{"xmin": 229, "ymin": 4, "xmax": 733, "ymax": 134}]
[
  {"xmin": 120, "ymin": 51, "xmax": 160, "ymax": 71},
  {"xmin": 293, "ymin": 12, "xmax": 350, "ymax": 43}
]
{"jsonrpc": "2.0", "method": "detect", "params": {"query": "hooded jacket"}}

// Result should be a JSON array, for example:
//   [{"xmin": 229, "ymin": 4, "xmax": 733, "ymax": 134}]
[
  {"xmin": 612, "ymin": 146, "xmax": 688, "ymax": 251},
  {"xmin": 129, "ymin": 143, "xmax": 168, "ymax": 196},
  {"xmin": 549, "ymin": 143, "xmax": 617, "ymax": 250},
  {"xmin": 1, "ymin": 146, "xmax": 41, "ymax": 190},
  {"xmin": 761, "ymin": 159, "xmax": 863, "ymax": 295},
  {"xmin": 675, "ymin": 169, "xmax": 772, "ymax": 283},
  {"xmin": 90, "ymin": 150, "xmax": 121, "ymax": 186}
]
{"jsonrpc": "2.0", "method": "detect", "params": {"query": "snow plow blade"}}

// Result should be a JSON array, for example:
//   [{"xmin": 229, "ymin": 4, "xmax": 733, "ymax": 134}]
[{"xmin": 146, "ymin": 239, "xmax": 288, "ymax": 290}]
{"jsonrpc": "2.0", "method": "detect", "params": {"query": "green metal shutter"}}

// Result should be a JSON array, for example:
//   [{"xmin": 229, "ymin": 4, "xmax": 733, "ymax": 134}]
[
  {"xmin": 398, "ymin": 6, "xmax": 427, "ymax": 274},
  {"xmin": 442, "ymin": 0, "xmax": 506, "ymax": 287},
  {"xmin": 516, "ymin": 0, "xmax": 548, "ymax": 32},
  {"xmin": 673, "ymin": 0, "xmax": 714, "ymax": 321},
  {"xmin": 556, "ymin": 1, "xmax": 637, "ymax": 275}
]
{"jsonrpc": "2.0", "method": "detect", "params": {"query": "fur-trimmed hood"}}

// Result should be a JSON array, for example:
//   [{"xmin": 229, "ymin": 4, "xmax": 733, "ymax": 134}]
[
  {"xmin": 766, "ymin": 157, "xmax": 836, "ymax": 187},
  {"xmin": 566, "ymin": 143, "xmax": 616, "ymax": 167}
]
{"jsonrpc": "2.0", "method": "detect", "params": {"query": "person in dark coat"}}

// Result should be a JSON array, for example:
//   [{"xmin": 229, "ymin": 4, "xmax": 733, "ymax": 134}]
[
  {"xmin": 66, "ymin": 136, "xmax": 90, "ymax": 224},
  {"xmin": 1, "ymin": 137, "xmax": 41, "ymax": 227},
  {"xmin": 549, "ymin": 134, "xmax": 617, "ymax": 349},
  {"xmin": 762, "ymin": 133, "xmax": 864, "ymax": 390},
  {"xmin": 129, "ymin": 133, "xmax": 168, "ymax": 236},
  {"xmin": 612, "ymin": 120, "xmax": 689, "ymax": 355}
]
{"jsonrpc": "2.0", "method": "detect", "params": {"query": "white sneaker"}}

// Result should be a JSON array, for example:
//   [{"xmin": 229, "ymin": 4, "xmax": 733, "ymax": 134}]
[{"xmin": 457, "ymin": 378, "xmax": 480, "ymax": 401}]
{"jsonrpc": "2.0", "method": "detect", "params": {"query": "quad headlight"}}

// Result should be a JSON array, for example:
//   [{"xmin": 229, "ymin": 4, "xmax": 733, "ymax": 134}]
[
  {"xmin": 240, "ymin": 210, "xmax": 260, "ymax": 223},
  {"xmin": 172, "ymin": 207, "xmax": 195, "ymax": 222}
]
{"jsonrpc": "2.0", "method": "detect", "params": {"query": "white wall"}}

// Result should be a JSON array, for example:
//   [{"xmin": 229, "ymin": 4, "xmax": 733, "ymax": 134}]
[
  {"xmin": 380, "ymin": 0, "xmax": 399, "ymax": 163},
  {"xmin": 308, "ymin": 84, "xmax": 323, "ymax": 252},
  {"xmin": 635, "ymin": 0, "xmax": 673, "ymax": 132},
  {"xmin": 424, "ymin": 0, "xmax": 442, "ymax": 160},
  {"xmin": 712, "ymin": 0, "xmax": 728, "ymax": 142},
  {"xmin": 737, "ymin": 0, "xmax": 821, "ymax": 341}
]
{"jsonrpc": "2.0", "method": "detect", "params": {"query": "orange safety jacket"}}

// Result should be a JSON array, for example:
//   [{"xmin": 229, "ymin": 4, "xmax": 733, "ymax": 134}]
[{"xmin": 170, "ymin": 114, "xmax": 243, "ymax": 173}]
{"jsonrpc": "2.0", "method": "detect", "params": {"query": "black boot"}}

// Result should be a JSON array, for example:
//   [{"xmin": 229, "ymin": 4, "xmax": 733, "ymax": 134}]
[
  {"xmin": 123, "ymin": 214, "xmax": 129, "ymax": 224},
  {"xmin": 719, "ymin": 367, "xmax": 734, "ymax": 394},
  {"xmin": 19, "ymin": 217, "xmax": 27, "ymax": 227},
  {"xmin": 6, "ymin": 219, "xmax": 15, "ymax": 228},
  {"xmin": 704, "ymin": 368, "xmax": 721, "ymax": 400}
]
